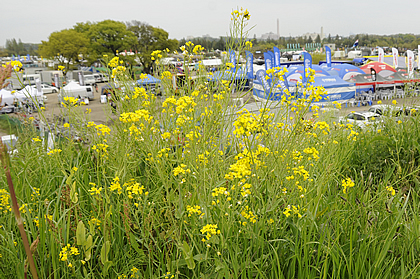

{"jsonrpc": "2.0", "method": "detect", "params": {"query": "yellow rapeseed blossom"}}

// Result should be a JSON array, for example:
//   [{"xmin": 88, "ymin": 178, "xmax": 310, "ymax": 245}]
[
  {"xmin": 200, "ymin": 224, "xmax": 220, "ymax": 242},
  {"xmin": 110, "ymin": 177, "xmax": 122, "ymax": 194},
  {"xmin": 47, "ymin": 149, "xmax": 62, "ymax": 156},
  {"xmin": 342, "ymin": 177, "xmax": 355, "ymax": 193}
]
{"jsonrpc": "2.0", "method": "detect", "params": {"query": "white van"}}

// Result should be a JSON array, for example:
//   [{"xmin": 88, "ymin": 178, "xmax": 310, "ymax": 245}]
[
  {"xmin": 93, "ymin": 73, "xmax": 102, "ymax": 83},
  {"xmin": 58, "ymin": 81, "xmax": 94, "ymax": 104},
  {"xmin": 99, "ymin": 73, "xmax": 109, "ymax": 82},
  {"xmin": 83, "ymin": 75, "xmax": 96, "ymax": 86}
]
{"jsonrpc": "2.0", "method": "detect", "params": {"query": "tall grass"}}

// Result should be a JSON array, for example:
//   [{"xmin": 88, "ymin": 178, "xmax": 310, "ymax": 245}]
[{"xmin": 1, "ymin": 8, "xmax": 420, "ymax": 278}]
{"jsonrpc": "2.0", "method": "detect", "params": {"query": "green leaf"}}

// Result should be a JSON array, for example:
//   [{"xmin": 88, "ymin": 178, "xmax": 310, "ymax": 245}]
[
  {"xmin": 180, "ymin": 241, "xmax": 195, "ymax": 270},
  {"xmin": 84, "ymin": 235, "xmax": 93, "ymax": 261},
  {"xmin": 130, "ymin": 233, "xmax": 146, "ymax": 260},
  {"xmin": 103, "ymin": 261, "xmax": 113, "ymax": 276},
  {"xmin": 100, "ymin": 241, "xmax": 111, "ymax": 265},
  {"xmin": 70, "ymin": 181, "xmax": 78, "ymax": 203},
  {"xmin": 76, "ymin": 221, "xmax": 86, "ymax": 245}
]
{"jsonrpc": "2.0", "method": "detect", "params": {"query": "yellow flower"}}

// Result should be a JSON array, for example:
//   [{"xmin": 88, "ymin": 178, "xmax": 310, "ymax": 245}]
[
  {"xmin": 63, "ymin": 123, "xmax": 70, "ymax": 128},
  {"xmin": 377, "ymin": 100, "xmax": 382, "ymax": 104},
  {"xmin": 392, "ymin": 100, "xmax": 397, "ymax": 105}
]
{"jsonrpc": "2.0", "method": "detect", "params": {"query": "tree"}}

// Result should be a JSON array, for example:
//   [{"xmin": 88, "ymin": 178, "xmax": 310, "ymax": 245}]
[
  {"xmin": 126, "ymin": 20, "xmax": 178, "ymax": 74},
  {"xmin": 88, "ymin": 20, "xmax": 137, "ymax": 57},
  {"xmin": 39, "ymin": 29, "xmax": 89, "ymax": 70},
  {"xmin": 315, "ymin": 34, "xmax": 321, "ymax": 44}
]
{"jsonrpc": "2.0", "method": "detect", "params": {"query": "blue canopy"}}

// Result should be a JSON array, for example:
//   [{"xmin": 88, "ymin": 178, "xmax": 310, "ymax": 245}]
[
  {"xmin": 329, "ymin": 64, "xmax": 366, "ymax": 81},
  {"xmin": 208, "ymin": 68, "xmax": 248, "ymax": 82},
  {"xmin": 137, "ymin": 74, "xmax": 161, "ymax": 85},
  {"xmin": 312, "ymin": 76, "xmax": 356, "ymax": 102},
  {"xmin": 286, "ymin": 65, "xmax": 331, "ymax": 84}
]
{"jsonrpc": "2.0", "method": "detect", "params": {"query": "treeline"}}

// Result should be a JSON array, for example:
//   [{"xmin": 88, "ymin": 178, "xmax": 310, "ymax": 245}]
[
  {"xmin": 182, "ymin": 33, "xmax": 420, "ymax": 52},
  {"xmin": 35, "ymin": 20, "xmax": 178, "ymax": 73},
  {"xmin": 2, "ymin": 38, "xmax": 39, "ymax": 56}
]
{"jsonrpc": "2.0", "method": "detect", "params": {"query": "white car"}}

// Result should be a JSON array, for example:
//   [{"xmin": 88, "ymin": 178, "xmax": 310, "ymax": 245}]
[
  {"xmin": 368, "ymin": 105, "xmax": 402, "ymax": 117},
  {"xmin": 39, "ymin": 83, "xmax": 59, "ymax": 94},
  {"xmin": 339, "ymin": 111, "xmax": 382, "ymax": 129}
]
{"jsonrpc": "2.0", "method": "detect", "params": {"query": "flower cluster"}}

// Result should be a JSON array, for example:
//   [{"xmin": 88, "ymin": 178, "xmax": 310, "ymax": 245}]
[
  {"xmin": 173, "ymin": 164, "xmax": 191, "ymax": 176},
  {"xmin": 200, "ymin": 224, "xmax": 221, "ymax": 242},
  {"xmin": 342, "ymin": 177, "xmax": 355, "ymax": 194},
  {"xmin": 186, "ymin": 205, "xmax": 204, "ymax": 218},
  {"xmin": 59, "ymin": 244, "xmax": 79, "ymax": 262},
  {"xmin": 47, "ymin": 149, "xmax": 62, "ymax": 156}
]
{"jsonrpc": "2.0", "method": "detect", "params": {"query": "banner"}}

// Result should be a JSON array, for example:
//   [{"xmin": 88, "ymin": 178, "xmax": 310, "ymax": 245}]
[
  {"xmin": 273, "ymin": 47, "xmax": 281, "ymax": 68},
  {"xmin": 264, "ymin": 52, "xmax": 273, "ymax": 71},
  {"xmin": 407, "ymin": 50, "xmax": 415, "ymax": 78},
  {"xmin": 256, "ymin": 69, "xmax": 271, "ymax": 92},
  {"xmin": 54, "ymin": 74, "xmax": 60, "ymax": 88},
  {"xmin": 325, "ymin": 46, "xmax": 331, "ymax": 68},
  {"xmin": 245, "ymin": 51, "xmax": 254, "ymax": 79},
  {"xmin": 418, "ymin": 45, "xmax": 420, "ymax": 68},
  {"xmin": 35, "ymin": 78, "xmax": 42, "ymax": 93},
  {"xmin": 392, "ymin": 48, "xmax": 399, "ymax": 68},
  {"xmin": 378, "ymin": 47, "xmax": 384, "ymax": 63},
  {"xmin": 267, "ymin": 51, "xmax": 275, "ymax": 69},
  {"xmin": 78, "ymin": 72, "xmax": 85, "ymax": 86},
  {"xmin": 303, "ymin": 52, "xmax": 312, "ymax": 83}
]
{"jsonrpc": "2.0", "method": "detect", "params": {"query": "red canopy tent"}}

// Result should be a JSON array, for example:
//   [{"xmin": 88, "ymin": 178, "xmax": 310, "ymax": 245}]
[{"xmin": 360, "ymin": 62, "xmax": 396, "ymax": 77}]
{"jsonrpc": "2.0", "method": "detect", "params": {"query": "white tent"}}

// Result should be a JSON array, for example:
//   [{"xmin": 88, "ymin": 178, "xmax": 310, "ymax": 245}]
[
  {"xmin": 17, "ymin": 85, "xmax": 44, "ymax": 104},
  {"xmin": 0, "ymin": 89, "xmax": 15, "ymax": 106}
]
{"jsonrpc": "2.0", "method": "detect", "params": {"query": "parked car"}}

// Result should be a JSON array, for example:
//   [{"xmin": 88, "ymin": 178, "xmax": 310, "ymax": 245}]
[
  {"xmin": 368, "ymin": 105, "xmax": 402, "ymax": 117},
  {"xmin": 93, "ymin": 73, "xmax": 102, "ymax": 83},
  {"xmin": 0, "ymin": 105, "xmax": 15, "ymax": 114},
  {"xmin": 39, "ymin": 83, "xmax": 59, "ymax": 94},
  {"xmin": 339, "ymin": 111, "xmax": 382, "ymax": 129},
  {"xmin": 99, "ymin": 73, "xmax": 110, "ymax": 82}
]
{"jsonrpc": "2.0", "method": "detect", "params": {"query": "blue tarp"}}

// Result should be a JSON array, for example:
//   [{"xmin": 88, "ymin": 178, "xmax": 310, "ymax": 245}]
[{"xmin": 136, "ymin": 74, "xmax": 161, "ymax": 85}]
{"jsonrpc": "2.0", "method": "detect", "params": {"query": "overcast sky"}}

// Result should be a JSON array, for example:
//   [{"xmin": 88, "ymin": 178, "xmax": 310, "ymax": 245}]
[{"xmin": 1, "ymin": 0, "xmax": 420, "ymax": 47}]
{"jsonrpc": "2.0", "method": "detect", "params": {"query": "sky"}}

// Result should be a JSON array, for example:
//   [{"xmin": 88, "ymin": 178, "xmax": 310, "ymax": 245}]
[{"xmin": 1, "ymin": 0, "xmax": 420, "ymax": 47}]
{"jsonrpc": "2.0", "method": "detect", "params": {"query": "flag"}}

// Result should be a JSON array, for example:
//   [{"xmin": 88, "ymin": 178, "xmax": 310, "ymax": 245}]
[
  {"xmin": 267, "ymin": 51, "xmax": 275, "ymax": 69},
  {"xmin": 264, "ymin": 52, "xmax": 273, "ymax": 71},
  {"xmin": 392, "ymin": 48, "xmax": 399, "ymax": 68},
  {"xmin": 378, "ymin": 47, "xmax": 384, "ymax": 63},
  {"xmin": 303, "ymin": 52, "xmax": 312, "ymax": 83},
  {"xmin": 418, "ymin": 45, "xmax": 420, "ymax": 68},
  {"xmin": 325, "ymin": 46, "xmax": 332, "ymax": 68},
  {"xmin": 407, "ymin": 50, "xmax": 415, "ymax": 78},
  {"xmin": 273, "ymin": 47, "xmax": 281, "ymax": 68},
  {"xmin": 256, "ymin": 69, "xmax": 271, "ymax": 93},
  {"xmin": 352, "ymin": 39, "xmax": 359, "ymax": 48},
  {"xmin": 245, "ymin": 51, "xmax": 254, "ymax": 79}
]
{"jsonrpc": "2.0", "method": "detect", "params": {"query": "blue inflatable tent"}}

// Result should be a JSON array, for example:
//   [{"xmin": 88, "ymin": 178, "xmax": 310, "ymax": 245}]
[{"xmin": 137, "ymin": 74, "xmax": 161, "ymax": 85}]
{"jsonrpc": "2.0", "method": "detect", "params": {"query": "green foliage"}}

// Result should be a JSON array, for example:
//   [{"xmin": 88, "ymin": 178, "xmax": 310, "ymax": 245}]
[
  {"xmin": 87, "ymin": 20, "xmax": 137, "ymax": 57},
  {"xmin": 2, "ymin": 9, "xmax": 420, "ymax": 279},
  {"xmin": 126, "ymin": 20, "xmax": 178, "ymax": 74},
  {"xmin": 38, "ymin": 29, "xmax": 89, "ymax": 70}
]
